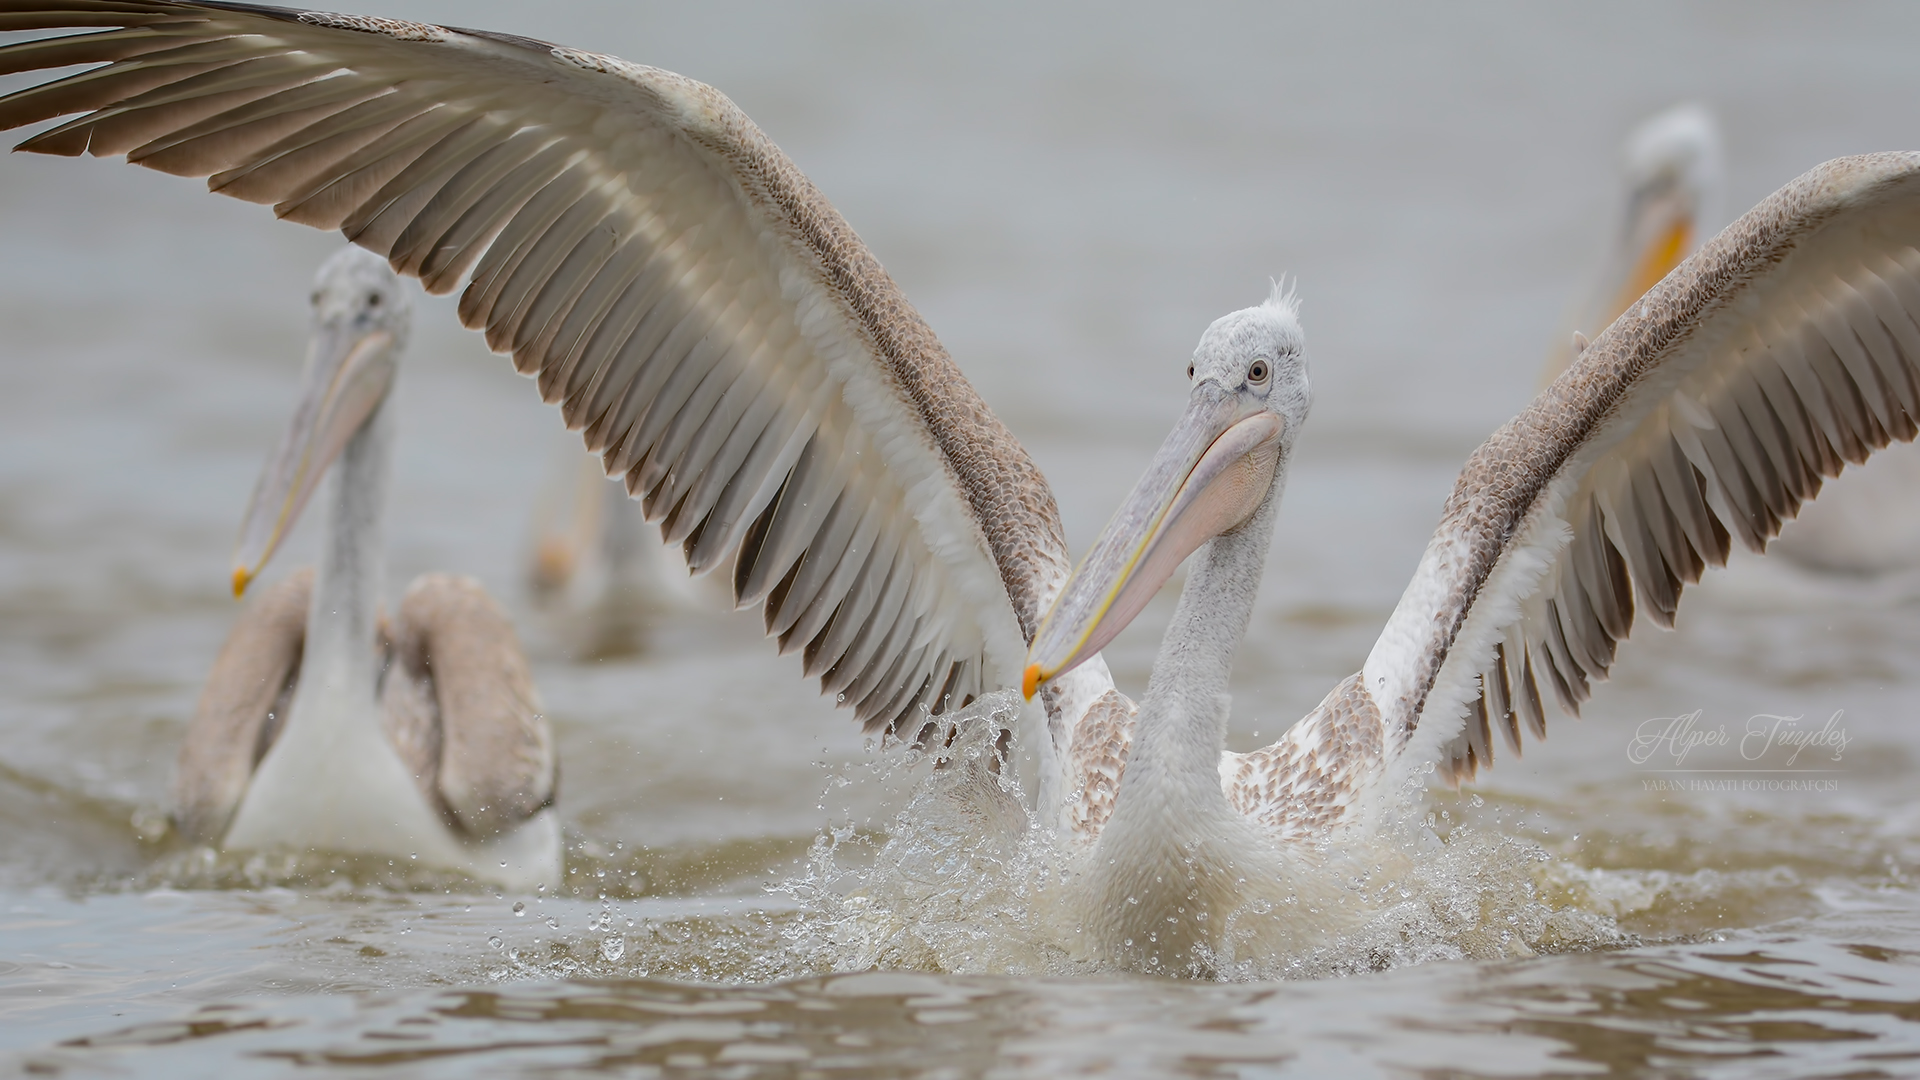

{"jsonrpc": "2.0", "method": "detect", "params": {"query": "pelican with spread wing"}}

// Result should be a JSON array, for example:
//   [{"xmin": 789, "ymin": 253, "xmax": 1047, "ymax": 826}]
[
  {"xmin": 1541, "ymin": 104, "xmax": 1920, "ymax": 580},
  {"xmin": 172, "ymin": 247, "xmax": 560, "ymax": 889},
  {"xmin": 3, "ymin": 2, "xmax": 1919, "ymax": 970}
]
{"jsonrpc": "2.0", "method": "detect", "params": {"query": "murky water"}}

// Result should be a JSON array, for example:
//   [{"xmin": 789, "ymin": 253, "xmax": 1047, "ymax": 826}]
[{"xmin": 4, "ymin": 2, "xmax": 1920, "ymax": 1074}]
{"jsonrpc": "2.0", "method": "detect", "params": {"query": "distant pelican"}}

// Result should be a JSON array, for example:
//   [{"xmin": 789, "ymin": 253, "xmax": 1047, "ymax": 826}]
[
  {"xmin": 1542, "ymin": 103, "xmax": 1723, "ymax": 384},
  {"xmin": 171, "ymin": 247, "xmax": 560, "ymax": 889},
  {"xmin": 1542, "ymin": 104, "xmax": 1920, "ymax": 578},
  {"xmin": 524, "ymin": 449, "xmax": 714, "ymax": 658},
  {"xmin": 5, "ymin": 3, "xmax": 1920, "ymax": 969}
]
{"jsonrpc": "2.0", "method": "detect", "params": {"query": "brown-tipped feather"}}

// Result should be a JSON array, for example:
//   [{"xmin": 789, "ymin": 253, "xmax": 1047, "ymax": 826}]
[
  {"xmin": 386, "ymin": 573, "xmax": 555, "ymax": 837},
  {"xmin": 172, "ymin": 567, "xmax": 309, "ymax": 843},
  {"xmin": 1402, "ymin": 154, "xmax": 1920, "ymax": 781},
  {"xmin": 0, "ymin": 1, "xmax": 1068, "ymax": 734}
]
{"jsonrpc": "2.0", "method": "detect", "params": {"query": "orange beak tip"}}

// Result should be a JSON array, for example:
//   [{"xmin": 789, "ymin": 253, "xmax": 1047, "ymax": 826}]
[
  {"xmin": 231, "ymin": 566, "xmax": 252, "ymax": 599},
  {"xmin": 1022, "ymin": 664, "xmax": 1043, "ymax": 701}
]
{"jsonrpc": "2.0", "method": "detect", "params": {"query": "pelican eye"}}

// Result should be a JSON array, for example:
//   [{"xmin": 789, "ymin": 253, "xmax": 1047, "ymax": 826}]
[
  {"xmin": 366, "ymin": 291, "xmax": 382, "ymax": 308},
  {"xmin": 1186, "ymin": 363, "xmax": 1195, "ymax": 380},
  {"xmin": 1247, "ymin": 359, "xmax": 1270, "ymax": 384}
]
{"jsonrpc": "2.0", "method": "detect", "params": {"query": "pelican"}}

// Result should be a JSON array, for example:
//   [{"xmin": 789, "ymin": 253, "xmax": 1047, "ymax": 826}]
[
  {"xmin": 4, "ymin": 3, "xmax": 1920, "ymax": 970},
  {"xmin": 525, "ymin": 449, "xmax": 717, "ymax": 658},
  {"xmin": 1542, "ymin": 105, "xmax": 1920, "ymax": 580},
  {"xmin": 1540, "ymin": 103, "xmax": 1723, "ymax": 385},
  {"xmin": 171, "ymin": 246, "xmax": 560, "ymax": 889}
]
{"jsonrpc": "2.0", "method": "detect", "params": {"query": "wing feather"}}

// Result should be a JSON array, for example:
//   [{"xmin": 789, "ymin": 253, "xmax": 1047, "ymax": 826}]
[
  {"xmin": 339, "ymin": 115, "xmax": 516, "ymax": 254},
  {"xmin": 172, "ymin": 568, "xmax": 309, "ymax": 844},
  {"xmin": 0, "ymin": 24, "xmax": 178, "ymax": 76},
  {"xmin": 509, "ymin": 213, "xmax": 618, "ymax": 354},
  {"xmin": 208, "ymin": 90, "xmax": 423, "ymax": 199},
  {"xmin": 388, "ymin": 573, "xmax": 554, "ymax": 836},
  {"xmin": 292, "ymin": 115, "xmax": 445, "ymax": 223},
  {"xmin": 738, "ymin": 430, "xmax": 843, "ymax": 603},
  {"xmin": 390, "ymin": 126, "xmax": 554, "ymax": 277},
  {"xmin": 525, "ymin": 224, "xmax": 652, "ymax": 381},
  {"xmin": 0, "ymin": 1, "xmax": 1073, "ymax": 730},
  {"xmin": 823, "ymin": 536, "xmax": 912, "ymax": 694},
  {"xmin": 1352, "ymin": 154, "xmax": 1920, "ymax": 784}
]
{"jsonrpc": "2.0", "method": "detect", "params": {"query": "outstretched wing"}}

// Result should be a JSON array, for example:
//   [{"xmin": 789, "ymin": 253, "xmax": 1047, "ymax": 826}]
[
  {"xmin": 1350, "ymin": 153, "xmax": 1920, "ymax": 783},
  {"xmin": 0, "ymin": 0, "xmax": 1069, "ymax": 733}
]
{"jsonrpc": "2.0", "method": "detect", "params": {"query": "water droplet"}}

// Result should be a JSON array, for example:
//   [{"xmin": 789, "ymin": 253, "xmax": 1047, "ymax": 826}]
[
  {"xmin": 409, "ymin": 852, "xmax": 417, "ymax": 860},
  {"xmin": 600, "ymin": 936, "xmax": 625, "ymax": 962},
  {"xmin": 488, "ymin": 936, "xmax": 503, "ymax": 949},
  {"xmin": 512, "ymin": 902, "xmax": 526, "ymax": 917}
]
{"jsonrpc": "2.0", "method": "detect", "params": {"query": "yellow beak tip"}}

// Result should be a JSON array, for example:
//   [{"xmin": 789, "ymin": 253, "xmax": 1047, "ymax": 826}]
[
  {"xmin": 1022, "ymin": 664, "xmax": 1043, "ymax": 701},
  {"xmin": 231, "ymin": 567, "xmax": 252, "ymax": 599}
]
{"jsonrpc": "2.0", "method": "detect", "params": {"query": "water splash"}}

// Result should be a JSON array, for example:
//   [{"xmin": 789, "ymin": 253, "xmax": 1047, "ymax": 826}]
[
  {"xmin": 772, "ymin": 692, "xmax": 1627, "ymax": 982},
  {"xmin": 110, "ymin": 698, "xmax": 1791, "ymax": 985}
]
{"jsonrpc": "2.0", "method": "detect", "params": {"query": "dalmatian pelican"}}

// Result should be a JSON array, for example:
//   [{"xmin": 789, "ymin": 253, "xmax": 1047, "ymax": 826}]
[
  {"xmin": 1541, "ymin": 103, "xmax": 1920, "ymax": 579},
  {"xmin": 171, "ymin": 246, "xmax": 560, "ymax": 889},
  {"xmin": 524, "ymin": 449, "xmax": 716, "ymax": 658},
  {"xmin": 1542, "ymin": 103, "xmax": 1723, "ymax": 384},
  {"xmin": 4, "ymin": 2, "xmax": 1920, "ymax": 968}
]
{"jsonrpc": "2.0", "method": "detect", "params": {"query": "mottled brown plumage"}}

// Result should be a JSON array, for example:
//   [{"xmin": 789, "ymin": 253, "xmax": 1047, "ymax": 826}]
[
  {"xmin": 0, "ymin": 0, "xmax": 1066, "ymax": 734},
  {"xmin": 175, "ymin": 568, "xmax": 555, "ymax": 844},
  {"xmin": 1065, "ymin": 688, "xmax": 1135, "ymax": 839},
  {"xmin": 384, "ymin": 572, "xmax": 555, "ymax": 836},
  {"xmin": 1370, "ymin": 153, "xmax": 1920, "ymax": 784},
  {"xmin": 173, "ymin": 568, "xmax": 310, "ymax": 843},
  {"xmin": 1223, "ymin": 674, "xmax": 1386, "ymax": 844}
]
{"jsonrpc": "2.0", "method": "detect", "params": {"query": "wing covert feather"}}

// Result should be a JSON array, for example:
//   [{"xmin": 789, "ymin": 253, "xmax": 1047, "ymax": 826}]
[
  {"xmin": 0, "ymin": 0, "xmax": 1070, "ymax": 732},
  {"xmin": 173, "ymin": 568, "xmax": 309, "ymax": 843},
  {"xmin": 1357, "ymin": 153, "xmax": 1920, "ymax": 783}
]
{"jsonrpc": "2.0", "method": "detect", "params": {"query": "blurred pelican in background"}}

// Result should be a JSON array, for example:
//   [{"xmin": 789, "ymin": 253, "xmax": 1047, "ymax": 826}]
[
  {"xmin": 1551, "ymin": 104, "xmax": 1920, "ymax": 578},
  {"xmin": 172, "ymin": 247, "xmax": 560, "ymax": 889},
  {"xmin": 524, "ymin": 448, "xmax": 709, "ymax": 658},
  {"xmin": 1543, "ymin": 103, "xmax": 1723, "ymax": 384}
]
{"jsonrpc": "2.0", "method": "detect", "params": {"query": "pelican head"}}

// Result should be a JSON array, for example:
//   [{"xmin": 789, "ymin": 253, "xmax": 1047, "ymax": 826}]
[
  {"xmin": 1025, "ymin": 289, "xmax": 1310, "ymax": 696},
  {"xmin": 1610, "ymin": 103, "xmax": 1723, "ymax": 317},
  {"xmin": 230, "ymin": 248, "xmax": 412, "ymax": 596}
]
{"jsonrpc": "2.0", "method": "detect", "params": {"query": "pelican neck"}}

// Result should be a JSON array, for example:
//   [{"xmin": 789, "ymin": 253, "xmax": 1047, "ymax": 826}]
[{"xmin": 300, "ymin": 395, "xmax": 393, "ymax": 707}]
